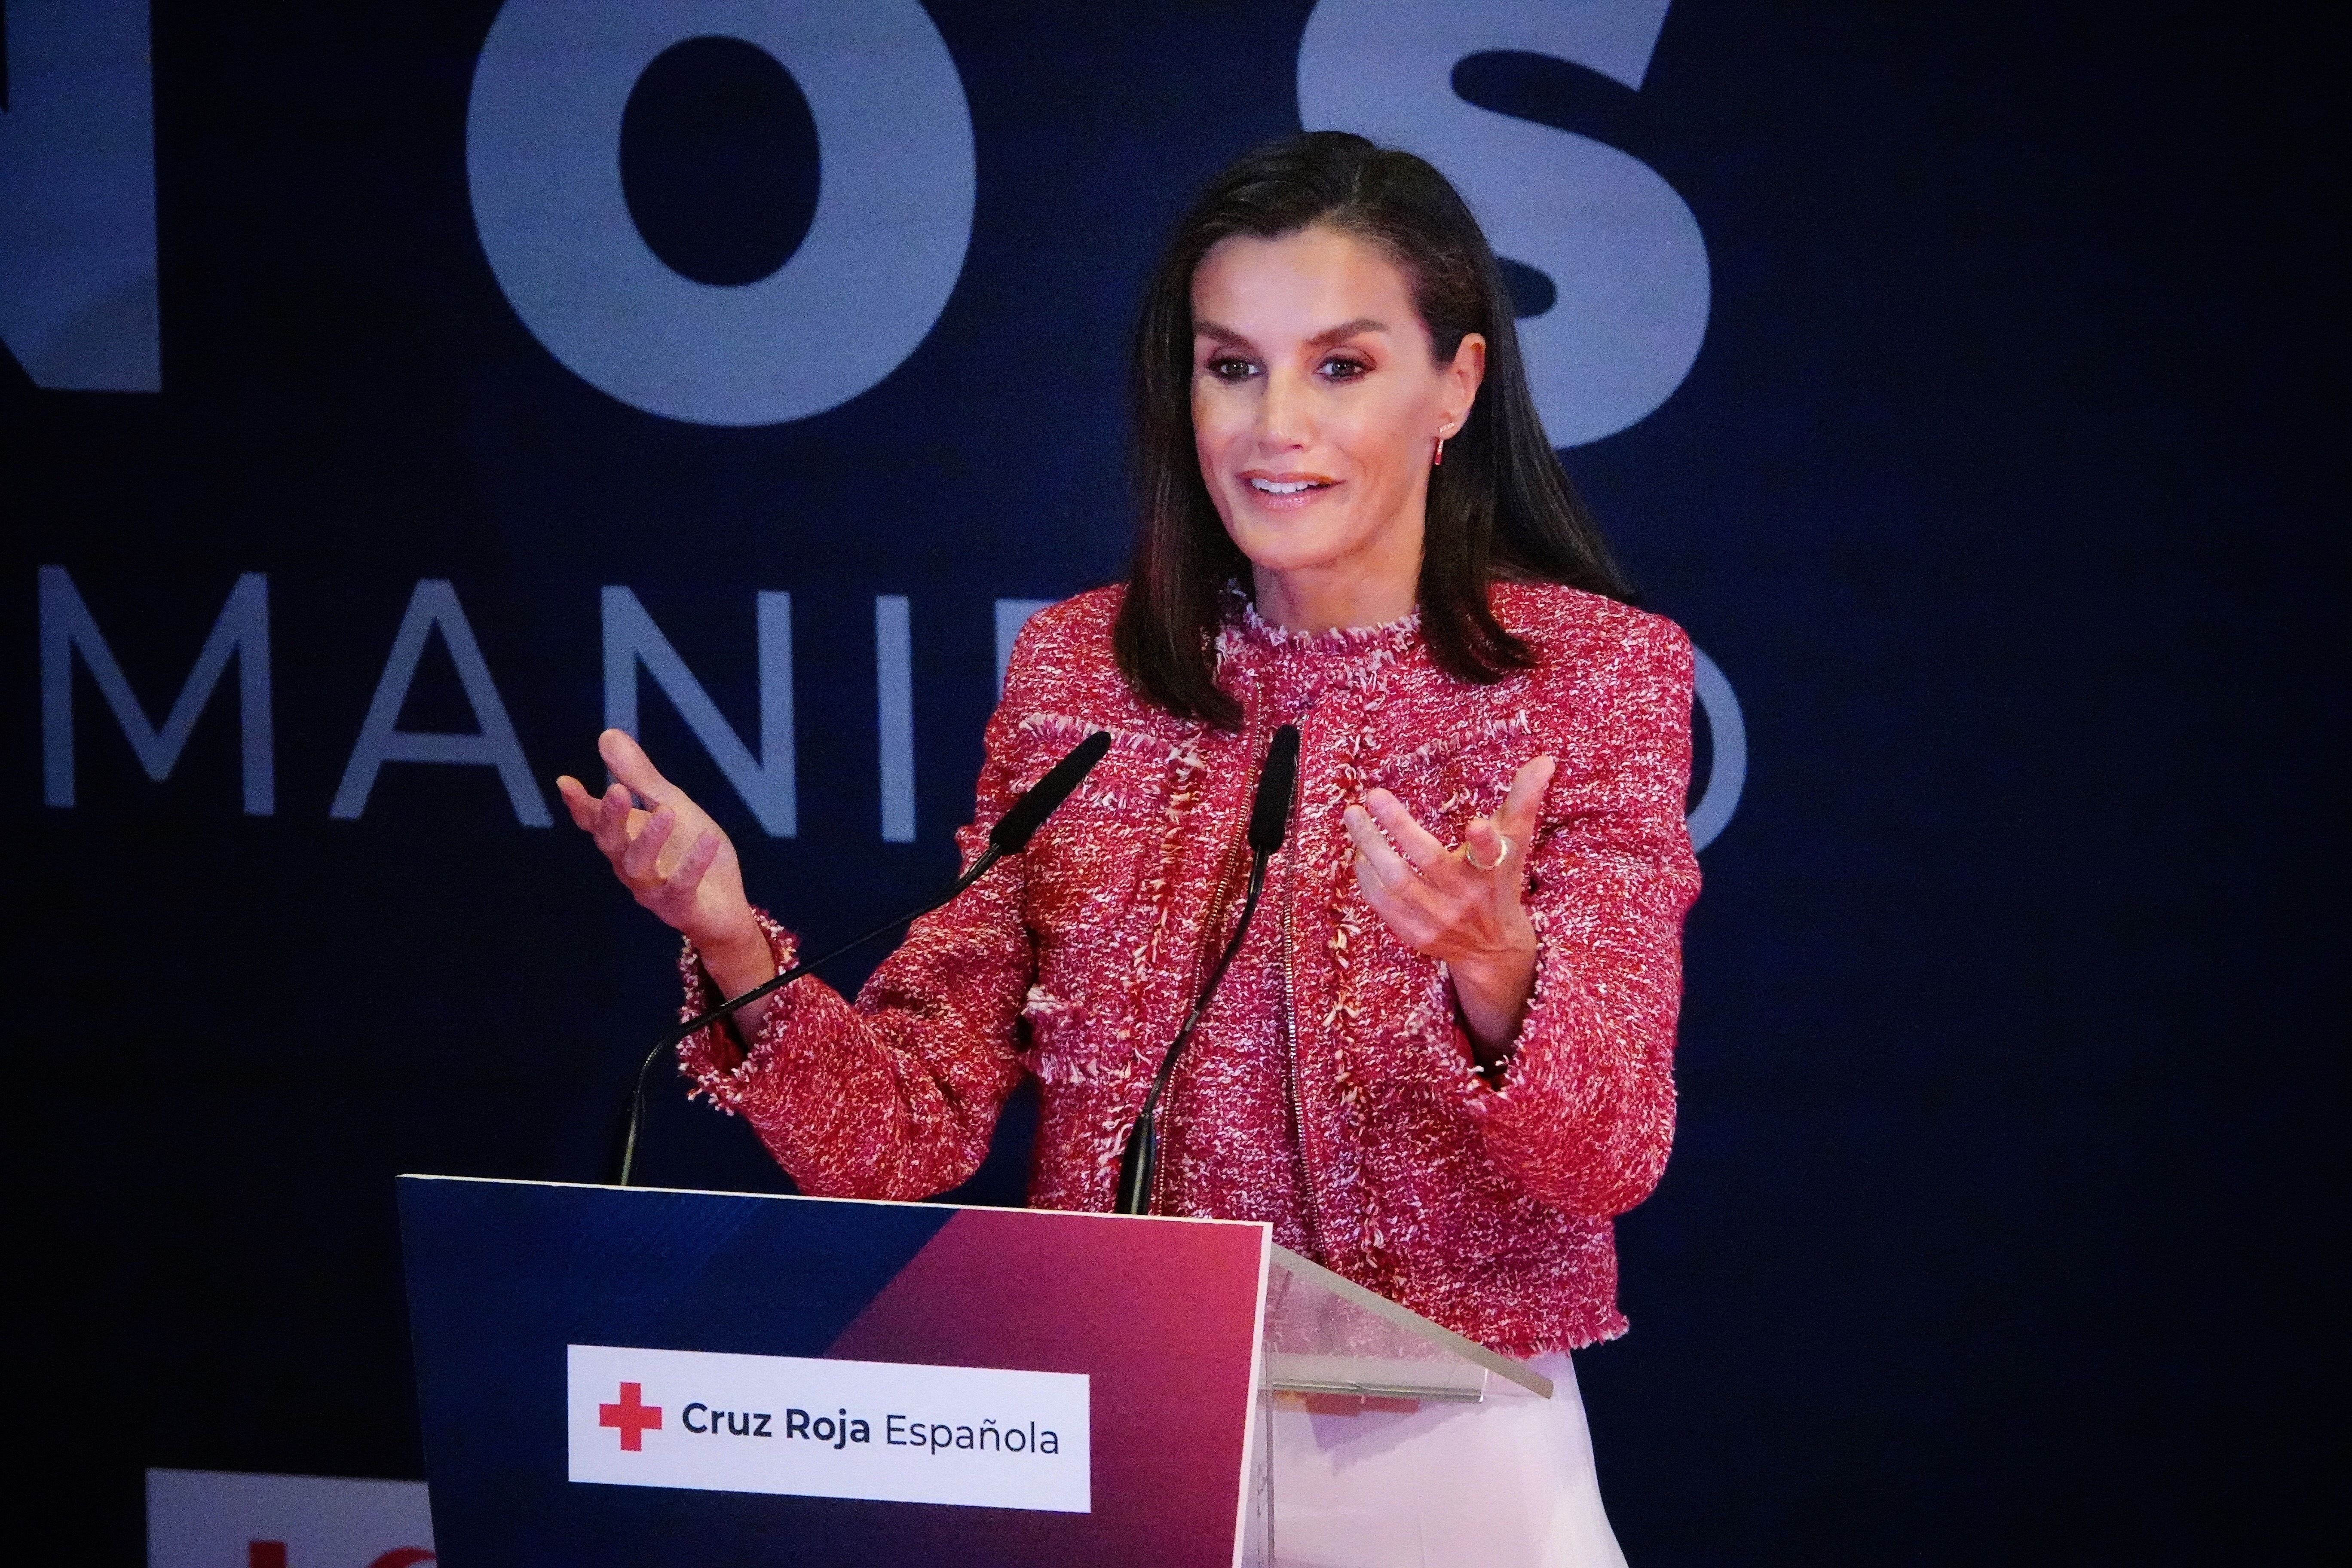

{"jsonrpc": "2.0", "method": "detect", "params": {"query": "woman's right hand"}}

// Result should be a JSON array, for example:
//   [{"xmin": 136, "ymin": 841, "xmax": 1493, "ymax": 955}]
[{"xmin": 557, "ymin": 729, "xmax": 776, "ymax": 998}]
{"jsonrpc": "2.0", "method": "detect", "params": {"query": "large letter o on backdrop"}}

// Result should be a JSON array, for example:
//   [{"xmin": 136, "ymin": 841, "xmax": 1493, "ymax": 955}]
[{"xmin": 466, "ymin": 0, "xmax": 976, "ymax": 426}]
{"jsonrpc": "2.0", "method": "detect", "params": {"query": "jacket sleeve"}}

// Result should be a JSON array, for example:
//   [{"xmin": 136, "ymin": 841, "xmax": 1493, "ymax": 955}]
[
  {"xmin": 1459, "ymin": 614, "xmax": 1702, "ymax": 1219},
  {"xmin": 672, "ymin": 692, "xmax": 1039, "ymax": 1201}
]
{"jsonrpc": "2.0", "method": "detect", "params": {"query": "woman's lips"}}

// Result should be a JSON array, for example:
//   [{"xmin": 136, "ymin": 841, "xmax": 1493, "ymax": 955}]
[{"xmin": 1242, "ymin": 473, "xmax": 1337, "ymax": 511}]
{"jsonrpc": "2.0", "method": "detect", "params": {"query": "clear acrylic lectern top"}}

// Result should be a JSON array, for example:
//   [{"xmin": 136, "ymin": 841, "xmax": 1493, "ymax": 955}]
[
  {"xmin": 1242, "ymin": 1244, "xmax": 1554, "ymax": 1565},
  {"xmin": 1260, "ymin": 1243, "xmax": 1553, "ymax": 1405}
]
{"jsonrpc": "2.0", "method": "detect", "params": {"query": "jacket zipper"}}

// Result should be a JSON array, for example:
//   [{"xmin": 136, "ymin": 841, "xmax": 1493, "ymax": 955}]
[
  {"xmin": 1278, "ymin": 790, "xmax": 1326, "ymax": 1262},
  {"xmin": 1148, "ymin": 702, "xmax": 1263, "ymax": 1215}
]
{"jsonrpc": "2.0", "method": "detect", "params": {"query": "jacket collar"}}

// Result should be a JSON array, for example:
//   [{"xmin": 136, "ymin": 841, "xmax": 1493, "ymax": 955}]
[{"xmin": 1216, "ymin": 585, "xmax": 1423, "ymax": 667}]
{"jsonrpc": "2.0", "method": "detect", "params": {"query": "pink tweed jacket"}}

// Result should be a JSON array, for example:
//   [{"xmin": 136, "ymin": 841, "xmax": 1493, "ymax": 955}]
[{"xmin": 679, "ymin": 581, "xmax": 1700, "ymax": 1356}]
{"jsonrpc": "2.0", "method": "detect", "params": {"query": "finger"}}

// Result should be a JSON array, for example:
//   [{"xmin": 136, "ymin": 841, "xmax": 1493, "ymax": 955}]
[
  {"xmin": 1350, "ymin": 852, "xmax": 1439, "ymax": 949},
  {"xmin": 556, "ymin": 775, "xmax": 600, "ymax": 831},
  {"xmin": 620, "ymin": 804, "xmax": 677, "ymax": 884},
  {"xmin": 1343, "ymin": 803, "xmax": 1419, "ymax": 892},
  {"xmin": 1497, "ymin": 754, "xmax": 1556, "ymax": 841},
  {"xmin": 592, "ymin": 781, "xmax": 651, "ymax": 855},
  {"xmin": 675, "ymin": 827, "xmax": 722, "ymax": 890},
  {"xmin": 1346, "ymin": 814, "xmax": 1449, "ymax": 945},
  {"xmin": 1463, "ymin": 815, "xmax": 1510, "ymax": 872},
  {"xmin": 646, "ymin": 830, "xmax": 722, "ymax": 922},
  {"xmin": 588, "ymin": 781, "xmax": 638, "ymax": 857},
  {"xmin": 598, "ymin": 728, "xmax": 676, "ymax": 807},
  {"xmin": 1362, "ymin": 788, "xmax": 1450, "ymax": 873}
]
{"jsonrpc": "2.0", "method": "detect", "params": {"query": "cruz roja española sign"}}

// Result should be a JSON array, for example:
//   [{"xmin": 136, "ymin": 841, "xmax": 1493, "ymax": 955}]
[{"xmin": 565, "ymin": 1343, "xmax": 1090, "ymax": 1513}]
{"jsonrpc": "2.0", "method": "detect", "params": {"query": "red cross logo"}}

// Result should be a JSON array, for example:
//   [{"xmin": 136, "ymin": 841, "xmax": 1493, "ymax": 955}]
[{"xmin": 599, "ymin": 1381, "xmax": 663, "ymax": 1451}]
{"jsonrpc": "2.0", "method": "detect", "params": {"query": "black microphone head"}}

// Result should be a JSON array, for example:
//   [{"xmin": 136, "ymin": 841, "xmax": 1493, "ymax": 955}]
[
  {"xmin": 989, "ymin": 730, "xmax": 1112, "ymax": 853},
  {"xmin": 1248, "ymin": 724, "xmax": 1302, "ymax": 855}
]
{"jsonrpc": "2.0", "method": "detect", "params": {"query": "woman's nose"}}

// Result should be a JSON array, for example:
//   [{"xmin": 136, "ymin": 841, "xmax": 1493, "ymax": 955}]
[{"xmin": 1256, "ymin": 365, "xmax": 1313, "ymax": 449}]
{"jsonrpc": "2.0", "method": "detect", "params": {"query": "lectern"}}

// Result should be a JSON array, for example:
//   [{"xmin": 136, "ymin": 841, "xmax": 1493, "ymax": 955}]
[{"xmin": 400, "ymin": 1175, "xmax": 1552, "ymax": 1566}]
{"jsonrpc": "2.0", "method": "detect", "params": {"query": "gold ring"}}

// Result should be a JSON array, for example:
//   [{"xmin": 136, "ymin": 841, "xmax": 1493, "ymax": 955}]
[{"xmin": 1464, "ymin": 834, "xmax": 1511, "ymax": 873}]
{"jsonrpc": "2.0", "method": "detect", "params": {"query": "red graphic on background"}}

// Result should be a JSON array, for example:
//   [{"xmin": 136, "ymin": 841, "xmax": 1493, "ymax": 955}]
[
  {"xmin": 247, "ymin": 1546, "xmax": 433, "ymax": 1568},
  {"xmin": 599, "ymin": 1381, "xmax": 663, "ymax": 1450}
]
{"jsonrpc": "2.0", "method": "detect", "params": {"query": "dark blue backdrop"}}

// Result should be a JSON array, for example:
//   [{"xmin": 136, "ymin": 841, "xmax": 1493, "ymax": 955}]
[{"xmin": 5, "ymin": 2, "xmax": 2333, "ymax": 1560}]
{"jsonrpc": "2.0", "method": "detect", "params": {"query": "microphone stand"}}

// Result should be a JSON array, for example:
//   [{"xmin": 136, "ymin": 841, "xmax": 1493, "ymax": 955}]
[
  {"xmin": 1114, "ymin": 723, "xmax": 1300, "ymax": 1216},
  {"xmin": 1112, "ymin": 851, "xmax": 1273, "ymax": 1216}
]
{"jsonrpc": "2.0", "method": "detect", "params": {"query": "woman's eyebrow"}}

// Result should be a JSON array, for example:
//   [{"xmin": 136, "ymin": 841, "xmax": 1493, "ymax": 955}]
[
  {"xmin": 1191, "ymin": 316, "xmax": 1389, "ymax": 348},
  {"xmin": 1307, "ymin": 317, "xmax": 1388, "ymax": 346}
]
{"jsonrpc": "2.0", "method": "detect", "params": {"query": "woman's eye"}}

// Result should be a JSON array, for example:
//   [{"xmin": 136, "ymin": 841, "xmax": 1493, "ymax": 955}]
[
  {"xmin": 1320, "ymin": 356, "xmax": 1369, "ymax": 381},
  {"xmin": 1208, "ymin": 357, "xmax": 1258, "ymax": 382}
]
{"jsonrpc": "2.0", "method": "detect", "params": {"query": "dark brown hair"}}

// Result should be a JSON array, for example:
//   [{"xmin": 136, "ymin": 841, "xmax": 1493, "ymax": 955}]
[{"xmin": 1112, "ymin": 131, "xmax": 1635, "ymax": 729}]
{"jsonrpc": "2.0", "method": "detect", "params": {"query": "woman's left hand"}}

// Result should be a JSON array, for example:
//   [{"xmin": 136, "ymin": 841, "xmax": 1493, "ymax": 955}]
[{"xmin": 1342, "ymin": 754, "xmax": 1557, "ymax": 1061}]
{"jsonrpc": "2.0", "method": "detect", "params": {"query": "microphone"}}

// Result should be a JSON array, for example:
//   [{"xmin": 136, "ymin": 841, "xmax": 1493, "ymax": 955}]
[
  {"xmin": 1247, "ymin": 723, "xmax": 1301, "ymax": 855},
  {"xmin": 987, "ymin": 729, "xmax": 1115, "ymax": 854},
  {"xmin": 609, "ymin": 729, "xmax": 1112, "ymax": 1186},
  {"xmin": 1114, "ymin": 723, "xmax": 1299, "ymax": 1216}
]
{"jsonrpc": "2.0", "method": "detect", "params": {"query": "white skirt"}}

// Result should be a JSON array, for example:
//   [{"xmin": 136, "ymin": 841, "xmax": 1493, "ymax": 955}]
[{"xmin": 1264, "ymin": 1354, "xmax": 1627, "ymax": 1568}]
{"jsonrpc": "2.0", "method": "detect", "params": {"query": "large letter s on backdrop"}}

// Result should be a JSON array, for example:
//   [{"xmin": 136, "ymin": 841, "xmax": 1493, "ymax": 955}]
[
  {"xmin": 466, "ymin": 0, "xmax": 974, "ymax": 426},
  {"xmin": 1304, "ymin": 1, "xmax": 1740, "ymax": 848},
  {"xmin": 1298, "ymin": 0, "xmax": 1708, "ymax": 447}
]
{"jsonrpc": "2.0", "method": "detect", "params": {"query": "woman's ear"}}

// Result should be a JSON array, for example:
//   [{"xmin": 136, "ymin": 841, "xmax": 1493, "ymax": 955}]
[{"xmin": 1445, "ymin": 332, "xmax": 1488, "ymax": 431}]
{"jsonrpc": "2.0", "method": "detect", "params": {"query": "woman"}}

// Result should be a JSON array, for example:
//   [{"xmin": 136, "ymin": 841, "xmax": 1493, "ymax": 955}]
[{"xmin": 560, "ymin": 132, "xmax": 1697, "ymax": 1565}]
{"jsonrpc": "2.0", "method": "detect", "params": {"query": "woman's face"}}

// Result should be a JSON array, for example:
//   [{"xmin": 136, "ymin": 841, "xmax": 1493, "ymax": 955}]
[{"xmin": 1190, "ymin": 224, "xmax": 1485, "ymax": 601}]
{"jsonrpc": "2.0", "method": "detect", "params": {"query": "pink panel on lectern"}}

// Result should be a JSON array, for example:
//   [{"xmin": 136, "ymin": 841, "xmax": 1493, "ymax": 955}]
[{"xmin": 828, "ymin": 1207, "xmax": 1265, "ymax": 1565}]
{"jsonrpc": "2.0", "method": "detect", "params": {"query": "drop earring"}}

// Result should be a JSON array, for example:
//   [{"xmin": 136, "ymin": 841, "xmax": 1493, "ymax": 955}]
[{"xmin": 1434, "ymin": 435, "xmax": 1446, "ymax": 468}]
